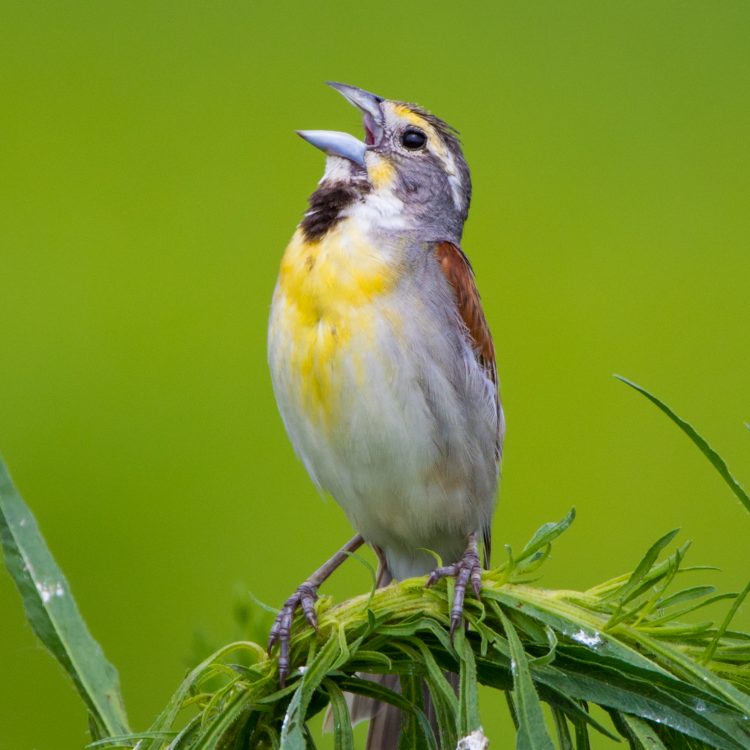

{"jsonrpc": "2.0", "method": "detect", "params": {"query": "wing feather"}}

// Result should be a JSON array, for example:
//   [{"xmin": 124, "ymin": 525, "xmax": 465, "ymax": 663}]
[
  {"xmin": 433, "ymin": 241, "xmax": 498, "ymax": 396},
  {"xmin": 433, "ymin": 241, "xmax": 501, "ymax": 565}
]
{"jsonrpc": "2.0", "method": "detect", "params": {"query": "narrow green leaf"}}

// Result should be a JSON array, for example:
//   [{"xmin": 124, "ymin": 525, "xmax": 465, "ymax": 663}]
[
  {"xmin": 87, "ymin": 732, "xmax": 176, "ymax": 748},
  {"xmin": 635, "ymin": 629, "xmax": 750, "ymax": 718},
  {"xmin": 167, "ymin": 715, "xmax": 202, "ymax": 749},
  {"xmin": 140, "ymin": 642, "xmax": 263, "ymax": 750},
  {"xmin": 704, "ymin": 580, "xmax": 750, "ymax": 665},
  {"xmin": 573, "ymin": 715, "xmax": 591, "ymax": 750},
  {"xmin": 657, "ymin": 586, "xmax": 717, "ymax": 610},
  {"xmin": 516, "ymin": 509, "xmax": 576, "ymax": 564},
  {"xmin": 179, "ymin": 686, "xmax": 252, "ymax": 750},
  {"xmin": 0, "ymin": 458, "xmax": 129, "ymax": 738},
  {"xmin": 485, "ymin": 588, "xmax": 671, "ymax": 683},
  {"xmin": 558, "ymin": 644, "xmax": 749, "ymax": 747},
  {"xmin": 615, "ymin": 712, "xmax": 668, "ymax": 749},
  {"xmin": 611, "ymin": 529, "xmax": 680, "ymax": 606},
  {"xmin": 337, "ymin": 675, "xmax": 413, "ymax": 711},
  {"xmin": 498, "ymin": 608, "xmax": 555, "ymax": 750},
  {"xmin": 305, "ymin": 724, "xmax": 320, "ymax": 750},
  {"xmin": 248, "ymin": 590, "xmax": 281, "ymax": 616},
  {"xmin": 348, "ymin": 649, "xmax": 392, "ymax": 669},
  {"xmin": 258, "ymin": 722, "xmax": 282, "ymax": 750},
  {"xmin": 588, "ymin": 541, "xmax": 691, "ymax": 600},
  {"xmin": 615, "ymin": 375, "xmax": 750, "ymax": 515},
  {"xmin": 645, "ymin": 592, "xmax": 738, "ymax": 627},
  {"xmin": 529, "ymin": 627, "xmax": 558, "ymax": 667},
  {"xmin": 279, "ymin": 682, "xmax": 306, "ymax": 750},
  {"xmin": 424, "ymin": 676, "xmax": 459, "ymax": 750},
  {"xmin": 505, "ymin": 689, "xmax": 519, "ymax": 728},
  {"xmin": 337, "ymin": 675, "xmax": 437, "ymax": 749},
  {"xmin": 323, "ymin": 680, "xmax": 353, "ymax": 750},
  {"xmin": 399, "ymin": 673, "xmax": 432, "ymax": 750},
  {"xmin": 280, "ymin": 633, "xmax": 342, "ymax": 750},
  {"xmin": 551, "ymin": 708, "xmax": 573, "ymax": 750},
  {"xmin": 548, "ymin": 692, "xmax": 620, "ymax": 741},
  {"xmin": 411, "ymin": 640, "xmax": 459, "ymax": 749},
  {"xmin": 455, "ymin": 627, "xmax": 481, "ymax": 737},
  {"xmin": 488, "ymin": 588, "xmax": 750, "ymax": 748}
]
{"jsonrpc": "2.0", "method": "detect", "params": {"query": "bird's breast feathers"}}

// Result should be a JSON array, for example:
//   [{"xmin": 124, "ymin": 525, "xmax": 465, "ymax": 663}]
[
  {"xmin": 269, "ymin": 220, "xmax": 401, "ymax": 426},
  {"xmin": 268, "ymin": 217, "xmax": 501, "ymax": 568}
]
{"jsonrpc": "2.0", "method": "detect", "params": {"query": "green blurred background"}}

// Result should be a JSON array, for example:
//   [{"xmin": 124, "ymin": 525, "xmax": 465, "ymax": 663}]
[{"xmin": 2, "ymin": 2, "xmax": 749, "ymax": 747}]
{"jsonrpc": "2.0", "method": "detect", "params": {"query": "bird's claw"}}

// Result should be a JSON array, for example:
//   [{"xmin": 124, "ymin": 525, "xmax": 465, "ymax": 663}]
[
  {"xmin": 426, "ymin": 546, "xmax": 483, "ymax": 637},
  {"xmin": 268, "ymin": 583, "xmax": 319, "ymax": 686}
]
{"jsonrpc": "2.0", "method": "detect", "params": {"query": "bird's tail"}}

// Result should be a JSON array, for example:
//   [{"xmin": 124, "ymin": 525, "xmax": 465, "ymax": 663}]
[
  {"xmin": 350, "ymin": 562, "xmax": 457, "ymax": 749},
  {"xmin": 361, "ymin": 672, "xmax": 459, "ymax": 749},
  {"xmin": 359, "ymin": 562, "xmax": 404, "ymax": 749},
  {"xmin": 345, "ymin": 562, "xmax": 400, "ymax": 747}
]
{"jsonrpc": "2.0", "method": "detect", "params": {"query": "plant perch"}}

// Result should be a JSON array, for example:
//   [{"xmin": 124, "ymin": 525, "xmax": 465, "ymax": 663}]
[{"xmin": 1, "ymin": 379, "xmax": 749, "ymax": 749}]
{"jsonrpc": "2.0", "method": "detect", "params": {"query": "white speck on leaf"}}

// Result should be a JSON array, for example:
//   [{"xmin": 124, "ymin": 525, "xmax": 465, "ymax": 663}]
[
  {"xmin": 37, "ymin": 582, "xmax": 52, "ymax": 603},
  {"xmin": 36, "ymin": 581, "xmax": 64, "ymax": 603},
  {"xmin": 457, "ymin": 728, "xmax": 489, "ymax": 749},
  {"xmin": 572, "ymin": 629, "xmax": 602, "ymax": 648}
]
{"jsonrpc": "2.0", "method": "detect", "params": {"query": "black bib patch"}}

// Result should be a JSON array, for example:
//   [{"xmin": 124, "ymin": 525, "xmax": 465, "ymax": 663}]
[{"xmin": 301, "ymin": 182, "xmax": 370, "ymax": 241}]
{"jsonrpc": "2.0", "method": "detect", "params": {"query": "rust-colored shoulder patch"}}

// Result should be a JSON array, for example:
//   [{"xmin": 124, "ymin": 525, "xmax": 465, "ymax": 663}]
[
  {"xmin": 433, "ymin": 241, "xmax": 497, "ymax": 390},
  {"xmin": 434, "ymin": 241, "xmax": 502, "ymax": 556}
]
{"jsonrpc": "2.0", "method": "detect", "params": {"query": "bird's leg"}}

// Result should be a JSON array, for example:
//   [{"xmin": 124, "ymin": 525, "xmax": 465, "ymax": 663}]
[
  {"xmin": 268, "ymin": 534, "xmax": 364, "ymax": 685},
  {"xmin": 426, "ymin": 531, "xmax": 483, "ymax": 637}
]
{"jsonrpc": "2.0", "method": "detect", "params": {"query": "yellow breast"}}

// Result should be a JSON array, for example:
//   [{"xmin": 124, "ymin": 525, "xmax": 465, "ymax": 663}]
[{"xmin": 272, "ymin": 222, "xmax": 397, "ymax": 424}]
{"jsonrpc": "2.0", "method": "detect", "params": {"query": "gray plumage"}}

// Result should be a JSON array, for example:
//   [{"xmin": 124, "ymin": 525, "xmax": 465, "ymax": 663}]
[{"xmin": 268, "ymin": 84, "xmax": 503, "ymax": 748}]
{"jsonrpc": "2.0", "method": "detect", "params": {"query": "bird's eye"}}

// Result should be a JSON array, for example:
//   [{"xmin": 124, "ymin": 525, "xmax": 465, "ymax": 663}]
[{"xmin": 401, "ymin": 129, "xmax": 427, "ymax": 151}]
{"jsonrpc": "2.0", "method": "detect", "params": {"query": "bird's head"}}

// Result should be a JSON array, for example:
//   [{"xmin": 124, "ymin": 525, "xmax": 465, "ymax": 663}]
[{"xmin": 298, "ymin": 82, "xmax": 471, "ymax": 243}]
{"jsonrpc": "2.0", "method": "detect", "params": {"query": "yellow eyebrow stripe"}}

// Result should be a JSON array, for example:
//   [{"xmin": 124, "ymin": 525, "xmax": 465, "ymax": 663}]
[
  {"xmin": 391, "ymin": 103, "xmax": 445, "ymax": 155},
  {"xmin": 392, "ymin": 104, "xmax": 430, "ymax": 130}
]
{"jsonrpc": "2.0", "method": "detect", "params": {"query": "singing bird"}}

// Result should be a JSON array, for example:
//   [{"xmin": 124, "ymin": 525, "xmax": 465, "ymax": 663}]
[{"xmin": 267, "ymin": 82, "xmax": 504, "ymax": 744}]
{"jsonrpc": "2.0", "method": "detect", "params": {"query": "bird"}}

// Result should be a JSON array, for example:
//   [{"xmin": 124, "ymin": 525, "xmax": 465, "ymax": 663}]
[{"xmin": 267, "ymin": 82, "xmax": 504, "ymax": 747}]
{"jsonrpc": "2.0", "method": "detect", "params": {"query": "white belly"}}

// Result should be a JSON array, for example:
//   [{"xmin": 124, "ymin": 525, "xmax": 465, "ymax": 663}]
[
  {"xmin": 268, "ymin": 279, "xmax": 499, "ymax": 580},
  {"xmin": 268, "ymin": 216, "xmax": 500, "ymax": 579}
]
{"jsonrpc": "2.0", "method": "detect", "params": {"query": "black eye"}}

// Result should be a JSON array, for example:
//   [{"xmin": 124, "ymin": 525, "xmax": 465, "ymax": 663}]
[{"xmin": 401, "ymin": 129, "xmax": 427, "ymax": 151}]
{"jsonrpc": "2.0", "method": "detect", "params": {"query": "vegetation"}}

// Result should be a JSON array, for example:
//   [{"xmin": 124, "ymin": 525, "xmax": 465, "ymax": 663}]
[{"xmin": 2, "ymin": 378, "xmax": 749, "ymax": 749}]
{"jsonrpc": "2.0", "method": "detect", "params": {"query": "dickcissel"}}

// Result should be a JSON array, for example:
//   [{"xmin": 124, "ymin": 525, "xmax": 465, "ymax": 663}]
[{"xmin": 267, "ymin": 82, "xmax": 503, "ymax": 745}]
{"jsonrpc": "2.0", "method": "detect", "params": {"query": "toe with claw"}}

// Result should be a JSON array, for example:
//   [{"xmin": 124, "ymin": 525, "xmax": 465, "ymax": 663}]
[
  {"xmin": 267, "ymin": 536, "xmax": 365, "ymax": 686},
  {"xmin": 268, "ymin": 583, "xmax": 319, "ymax": 686},
  {"xmin": 426, "ymin": 534, "xmax": 483, "ymax": 637}
]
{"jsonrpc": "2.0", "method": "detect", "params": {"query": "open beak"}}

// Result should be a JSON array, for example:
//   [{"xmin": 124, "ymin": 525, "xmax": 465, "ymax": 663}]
[
  {"xmin": 326, "ymin": 82, "xmax": 385, "ymax": 146},
  {"xmin": 296, "ymin": 129, "xmax": 367, "ymax": 166},
  {"xmin": 297, "ymin": 82, "xmax": 386, "ymax": 166}
]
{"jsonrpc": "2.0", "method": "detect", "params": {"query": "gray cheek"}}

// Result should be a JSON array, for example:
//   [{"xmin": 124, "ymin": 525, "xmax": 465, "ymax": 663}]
[
  {"xmin": 392, "ymin": 156, "xmax": 467, "ymax": 241},
  {"xmin": 398, "ymin": 166, "xmax": 448, "ymax": 206},
  {"xmin": 400, "ymin": 174, "xmax": 424, "ymax": 197}
]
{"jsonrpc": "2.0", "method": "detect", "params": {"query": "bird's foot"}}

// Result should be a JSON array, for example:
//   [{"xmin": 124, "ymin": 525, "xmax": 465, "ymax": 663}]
[
  {"xmin": 426, "ymin": 539, "xmax": 482, "ymax": 637},
  {"xmin": 268, "ymin": 583, "xmax": 318, "ymax": 686}
]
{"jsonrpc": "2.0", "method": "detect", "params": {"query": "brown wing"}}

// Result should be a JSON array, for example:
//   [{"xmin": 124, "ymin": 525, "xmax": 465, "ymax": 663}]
[
  {"xmin": 434, "ymin": 241, "xmax": 501, "ymax": 566},
  {"xmin": 434, "ymin": 241, "xmax": 498, "ymax": 393}
]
